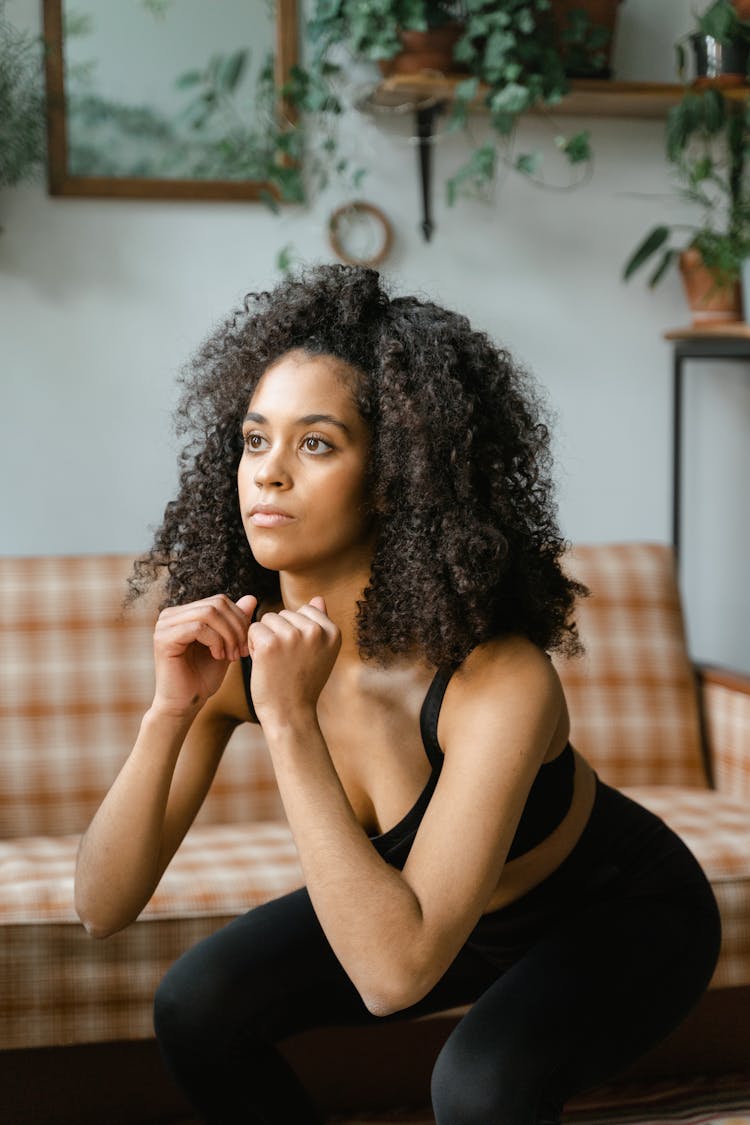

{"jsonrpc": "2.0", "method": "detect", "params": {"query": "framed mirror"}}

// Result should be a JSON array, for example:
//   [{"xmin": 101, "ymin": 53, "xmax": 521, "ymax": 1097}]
[{"xmin": 42, "ymin": 0, "xmax": 299, "ymax": 201}]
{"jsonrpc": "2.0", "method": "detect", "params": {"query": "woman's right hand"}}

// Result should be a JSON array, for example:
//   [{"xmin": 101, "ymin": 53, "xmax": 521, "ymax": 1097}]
[{"xmin": 152, "ymin": 593, "xmax": 257, "ymax": 716}]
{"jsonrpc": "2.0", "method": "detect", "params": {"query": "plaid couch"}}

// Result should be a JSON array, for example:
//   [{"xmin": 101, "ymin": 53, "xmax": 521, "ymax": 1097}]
[{"xmin": 1, "ymin": 544, "xmax": 748, "ymax": 1079}]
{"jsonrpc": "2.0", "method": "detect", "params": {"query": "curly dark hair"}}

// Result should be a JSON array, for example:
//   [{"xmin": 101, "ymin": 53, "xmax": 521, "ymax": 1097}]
[{"xmin": 129, "ymin": 262, "xmax": 588, "ymax": 667}]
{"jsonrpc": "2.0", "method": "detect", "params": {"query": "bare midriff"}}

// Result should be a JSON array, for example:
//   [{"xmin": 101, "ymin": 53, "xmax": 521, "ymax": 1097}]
[{"xmin": 480, "ymin": 747, "xmax": 597, "ymax": 913}]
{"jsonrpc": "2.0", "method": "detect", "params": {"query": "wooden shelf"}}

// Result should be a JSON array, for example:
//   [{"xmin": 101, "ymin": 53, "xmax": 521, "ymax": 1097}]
[
  {"xmin": 373, "ymin": 75, "xmax": 743, "ymax": 119},
  {"xmin": 664, "ymin": 322, "xmax": 750, "ymax": 340}
]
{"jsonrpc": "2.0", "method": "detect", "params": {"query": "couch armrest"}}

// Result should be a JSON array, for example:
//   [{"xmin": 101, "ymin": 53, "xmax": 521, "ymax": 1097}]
[{"xmin": 696, "ymin": 664, "xmax": 750, "ymax": 802}]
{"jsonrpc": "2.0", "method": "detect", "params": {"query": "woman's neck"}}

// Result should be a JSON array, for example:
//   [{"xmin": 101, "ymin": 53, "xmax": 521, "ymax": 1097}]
[{"xmin": 273, "ymin": 568, "xmax": 368, "ymax": 667}]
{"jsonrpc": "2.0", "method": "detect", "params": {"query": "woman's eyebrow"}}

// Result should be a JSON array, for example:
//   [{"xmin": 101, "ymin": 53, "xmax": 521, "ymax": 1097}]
[{"xmin": 243, "ymin": 411, "xmax": 351, "ymax": 435}]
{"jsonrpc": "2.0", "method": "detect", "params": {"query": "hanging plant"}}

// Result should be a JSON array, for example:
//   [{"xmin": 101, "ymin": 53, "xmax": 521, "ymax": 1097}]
[
  {"xmin": 0, "ymin": 0, "xmax": 47, "ymax": 194},
  {"xmin": 443, "ymin": 0, "xmax": 594, "ymax": 201}
]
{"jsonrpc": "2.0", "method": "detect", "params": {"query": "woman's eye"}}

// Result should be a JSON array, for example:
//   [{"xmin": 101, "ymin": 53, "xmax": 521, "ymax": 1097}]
[
  {"xmin": 242, "ymin": 432, "xmax": 332, "ymax": 454},
  {"xmin": 303, "ymin": 434, "xmax": 333, "ymax": 454}
]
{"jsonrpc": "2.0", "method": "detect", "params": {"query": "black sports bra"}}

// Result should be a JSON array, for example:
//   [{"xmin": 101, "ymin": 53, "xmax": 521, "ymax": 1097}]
[{"xmin": 239, "ymin": 651, "xmax": 575, "ymax": 872}]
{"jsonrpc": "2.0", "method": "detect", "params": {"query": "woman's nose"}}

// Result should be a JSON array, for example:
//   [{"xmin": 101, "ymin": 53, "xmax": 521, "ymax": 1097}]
[{"xmin": 252, "ymin": 446, "xmax": 291, "ymax": 488}]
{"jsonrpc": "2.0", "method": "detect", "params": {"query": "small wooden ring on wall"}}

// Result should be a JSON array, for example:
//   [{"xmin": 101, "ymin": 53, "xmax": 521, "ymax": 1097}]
[{"xmin": 328, "ymin": 201, "xmax": 394, "ymax": 267}]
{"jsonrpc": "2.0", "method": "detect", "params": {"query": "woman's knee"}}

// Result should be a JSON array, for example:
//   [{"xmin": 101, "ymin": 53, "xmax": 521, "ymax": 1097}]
[
  {"xmin": 153, "ymin": 913, "xmax": 268, "ymax": 1062},
  {"xmin": 153, "ymin": 946, "xmax": 228, "ymax": 1062},
  {"xmin": 153, "ymin": 892, "xmax": 326, "ymax": 1065},
  {"xmin": 431, "ymin": 1023, "xmax": 548, "ymax": 1125}
]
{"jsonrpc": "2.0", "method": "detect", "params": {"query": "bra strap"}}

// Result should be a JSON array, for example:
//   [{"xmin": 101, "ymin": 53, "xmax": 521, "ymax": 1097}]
[
  {"xmin": 239, "ymin": 655, "xmax": 257, "ymax": 722},
  {"xmin": 240, "ymin": 601, "xmax": 261, "ymax": 722},
  {"xmin": 419, "ymin": 664, "xmax": 457, "ymax": 770}
]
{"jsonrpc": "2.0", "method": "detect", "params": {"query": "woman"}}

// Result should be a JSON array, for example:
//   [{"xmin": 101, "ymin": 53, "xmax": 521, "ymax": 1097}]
[{"xmin": 75, "ymin": 264, "xmax": 721, "ymax": 1125}]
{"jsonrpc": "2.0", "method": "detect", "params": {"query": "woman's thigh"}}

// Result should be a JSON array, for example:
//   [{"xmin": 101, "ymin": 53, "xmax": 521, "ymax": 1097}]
[
  {"xmin": 154, "ymin": 883, "xmax": 501, "ymax": 1049},
  {"xmin": 431, "ymin": 842, "xmax": 722, "ymax": 1124}
]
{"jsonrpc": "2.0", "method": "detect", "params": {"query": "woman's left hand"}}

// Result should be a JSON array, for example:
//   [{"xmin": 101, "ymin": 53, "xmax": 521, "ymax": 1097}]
[{"xmin": 246, "ymin": 596, "xmax": 341, "ymax": 727}]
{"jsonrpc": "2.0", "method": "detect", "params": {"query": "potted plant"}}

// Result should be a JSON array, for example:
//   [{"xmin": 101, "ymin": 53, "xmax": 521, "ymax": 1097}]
[
  {"xmin": 305, "ymin": 0, "xmax": 468, "ymax": 78},
  {"xmin": 623, "ymin": 87, "xmax": 750, "ymax": 324},
  {"xmin": 0, "ymin": 0, "xmax": 47, "ymax": 205},
  {"xmin": 444, "ymin": 0, "xmax": 599, "ymax": 202},
  {"xmin": 550, "ymin": 0, "xmax": 624, "ymax": 79},
  {"xmin": 286, "ymin": 0, "xmax": 471, "ymax": 208},
  {"xmin": 675, "ymin": 0, "xmax": 750, "ymax": 89},
  {"xmin": 294, "ymin": 0, "xmax": 614, "ymax": 208}
]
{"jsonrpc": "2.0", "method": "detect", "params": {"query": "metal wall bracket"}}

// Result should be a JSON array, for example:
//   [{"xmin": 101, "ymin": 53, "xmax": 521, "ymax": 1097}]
[
  {"xmin": 415, "ymin": 101, "xmax": 448, "ymax": 242},
  {"xmin": 355, "ymin": 86, "xmax": 450, "ymax": 242}
]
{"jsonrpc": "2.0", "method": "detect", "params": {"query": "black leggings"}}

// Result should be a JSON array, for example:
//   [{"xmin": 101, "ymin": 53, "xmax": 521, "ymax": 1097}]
[{"xmin": 154, "ymin": 777, "xmax": 722, "ymax": 1124}]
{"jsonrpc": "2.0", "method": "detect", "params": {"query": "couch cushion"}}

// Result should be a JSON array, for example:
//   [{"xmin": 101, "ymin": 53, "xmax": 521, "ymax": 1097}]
[
  {"xmin": 0, "ymin": 823, "xmax": 305, "ymax": 1049},
  {"xmin": 0, "ymin": 554, "xmax": 284, "ymax": 838},
  {"xmin": 552, "ymin": 543, "xmax": 708, "ymax": 788},
  {"xmin": 623, "ymin": 786, "xmax": 750, "ymax": 989},
  {"xmin": 1, "ymin": 786, "xmax": 747, "ymax": 1050}
]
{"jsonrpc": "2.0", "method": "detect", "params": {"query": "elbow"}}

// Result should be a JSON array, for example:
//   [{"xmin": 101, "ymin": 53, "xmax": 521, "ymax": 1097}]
[
  {"xmin": 78, "ymin": 912, "xmax": 129, "ymax": 940},
  {"xmin": 74, "ymin": 891, "xmax": 127, "ymax": 940},
  {"xmin": 81, "ymin": 919, "xmax": 114, "ymax": 940},
  {"xmin": 75, "ymin": 902, "xmax": 119, "ymax": 939},
  {"xmin": 364, "ymin": 986, "xmax": 419, "ymax": 1018},
  {"xmin": 361, "ymin": 968, "xmax": 425, "ymax": 1019},
  {"xmin": 363, "ymin": 992, "xmax": 397, "ymax": 1018}
]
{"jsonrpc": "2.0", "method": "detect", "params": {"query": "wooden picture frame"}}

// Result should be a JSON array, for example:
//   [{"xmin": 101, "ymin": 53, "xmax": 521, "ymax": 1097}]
[{"xmin": 42, "ymin": 0, "xmax": 299, "ymax": 202}]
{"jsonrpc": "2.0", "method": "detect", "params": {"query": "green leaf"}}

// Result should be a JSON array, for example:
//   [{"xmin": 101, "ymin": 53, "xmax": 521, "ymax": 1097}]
[
  {"xmin": 517, "ymin": 7, "xmax": 535, "ymax": 35},
  {"xmin": 701, "ymin": 88, "xmax": 726, "ymax": 133},
  {"xmin": 276, "ymin": 243, "xmax": 295, "ymax": 273},
  {"xmin": 623, "ymin": 226, "xmax": 670, "ymax": 280},
  {"xmin": 648, "ymin": 249, "xmax": 676, "ymax": 288},
  {"xmin": 175, "ymin": 69, "xmax": 203, "ymax": 90},
  {"xmin": 489, "ymin": 82, "xmax": 530, "ymax": 116},
  {"xmin": 691, "ymin": 155, "xmax": 714, "ymax": 184},
  {"xmin": 558, "ymin": 130, "xmax": 591, "ymax": 164},
  {"xmin": 445, "ymin": 143, "xmax": 496, "ymax": 206},
  {"xmin": 698, "ymin": 1, "xmax": 737, "ymax": 43},
  {"xmin": 675, "ymin": 42, "xmax": 686, "ymax": 81},
  {"xmin": 515, "ymin": 151, "xmax": 542, "ymax": 175},
  {"xmin": 446, "ymin": 103, "xmax": 468, "ymax": 133},
  {"xmin": 218, "ymin": 50, "xmax": 247, "ymax": 93},
  {"xmin": 454, "ymin": 76, "xmax": 480, "ymax": 102},
  {"xmin": 483, "ymin": 29, "xmax": 516, "ymax": 79},
  {"xmin": 313, "ymin": 0, "xmax": 341, "ymax": 21},
  {"xmin": 260, "ymin": 188, "xmax": 281, "ymax": 214}
]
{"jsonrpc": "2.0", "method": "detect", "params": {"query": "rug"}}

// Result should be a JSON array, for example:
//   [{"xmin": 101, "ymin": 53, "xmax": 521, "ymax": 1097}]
[{"xmin": 325, "ymin": 1071, "xmax": 750, "ymax": 1124}]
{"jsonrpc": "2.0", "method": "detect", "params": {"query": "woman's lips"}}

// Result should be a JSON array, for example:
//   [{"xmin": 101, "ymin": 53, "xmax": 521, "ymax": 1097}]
[{"xmin": 250, "ymin": 512, "xmax": 295, "ymax": 527}]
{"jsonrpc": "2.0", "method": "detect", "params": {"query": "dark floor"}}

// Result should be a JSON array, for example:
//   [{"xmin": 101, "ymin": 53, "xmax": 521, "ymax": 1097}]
[{"xmin": 4, "ymin": 986, "xmax": 750, "ymax": 1125}]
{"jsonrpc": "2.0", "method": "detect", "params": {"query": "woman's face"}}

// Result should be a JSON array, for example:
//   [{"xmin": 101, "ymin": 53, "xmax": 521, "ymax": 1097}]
[{"xmin": 238, "ymin": 350, "xmax": 377, "ymax": 579}]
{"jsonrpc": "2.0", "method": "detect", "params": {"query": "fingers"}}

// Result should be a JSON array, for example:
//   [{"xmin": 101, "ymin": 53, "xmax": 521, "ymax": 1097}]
[
  {"xmin": 236, "ymin": 594, "xmax": 257, "ymax": 618},
  {"xmin": 247, "ymin": 601, "xmax": 338, "ymax": 657},
  {"xmin": 157, "ymin": 594, "xmax": 257, "ymax": 662}
]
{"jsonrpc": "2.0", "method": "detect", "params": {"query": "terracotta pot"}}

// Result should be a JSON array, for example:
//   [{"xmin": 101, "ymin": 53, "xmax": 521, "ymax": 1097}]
[
  {"xmin": 734, "ymin": 0, "xmax": 750, "ymax": 21},
  {"xmin": 679, "ymin": 247, "xmax": 743, "ymax": 325},
  {"xmin": 549, "ymin": 0, "xmax": 624, "ymax": 78},
  {"xmin": 377, "ymin": 23, "xmax": 466, "ymax": 77}
]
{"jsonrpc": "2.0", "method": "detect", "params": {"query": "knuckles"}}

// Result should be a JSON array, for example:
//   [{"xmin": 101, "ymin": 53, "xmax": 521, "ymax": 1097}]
[
  {"xmin": 248, "ymin": 616, "xmax": 340, "ymax": 650},
  {"xmin": 157, "ymin": 595, "xmax": 235, "ymax": 625}
]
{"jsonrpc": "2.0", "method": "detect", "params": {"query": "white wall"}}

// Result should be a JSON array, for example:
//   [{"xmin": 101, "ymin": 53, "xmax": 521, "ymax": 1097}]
[{"xmin": 1, "ymin": 0, "xmax": 748, "ymax": 673}]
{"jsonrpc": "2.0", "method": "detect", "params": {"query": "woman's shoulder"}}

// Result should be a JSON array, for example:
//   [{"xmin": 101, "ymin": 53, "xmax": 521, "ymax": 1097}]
[
  {"xmin": 455, "ymin": 632, "xmax": 557, "ymax": 683},
  {"xmin": 438, "ymin": 633, "xmax": 564, "ymax": 750}
]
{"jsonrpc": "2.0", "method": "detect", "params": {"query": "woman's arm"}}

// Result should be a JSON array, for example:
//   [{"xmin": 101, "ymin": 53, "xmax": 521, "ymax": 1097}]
[
  {"xmin": 249, "ymin": 603, "xmax": 562, "ymax": 1018},
  {"xmin": 74, "ymin": 594, "xmax": 256, "ymax": 938}
]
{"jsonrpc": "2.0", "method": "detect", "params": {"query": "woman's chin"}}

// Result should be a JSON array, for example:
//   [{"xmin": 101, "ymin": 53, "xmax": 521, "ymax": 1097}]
[{"xmin": 246, "ymin": 537, "xmax": 304, "ymax": 572}]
